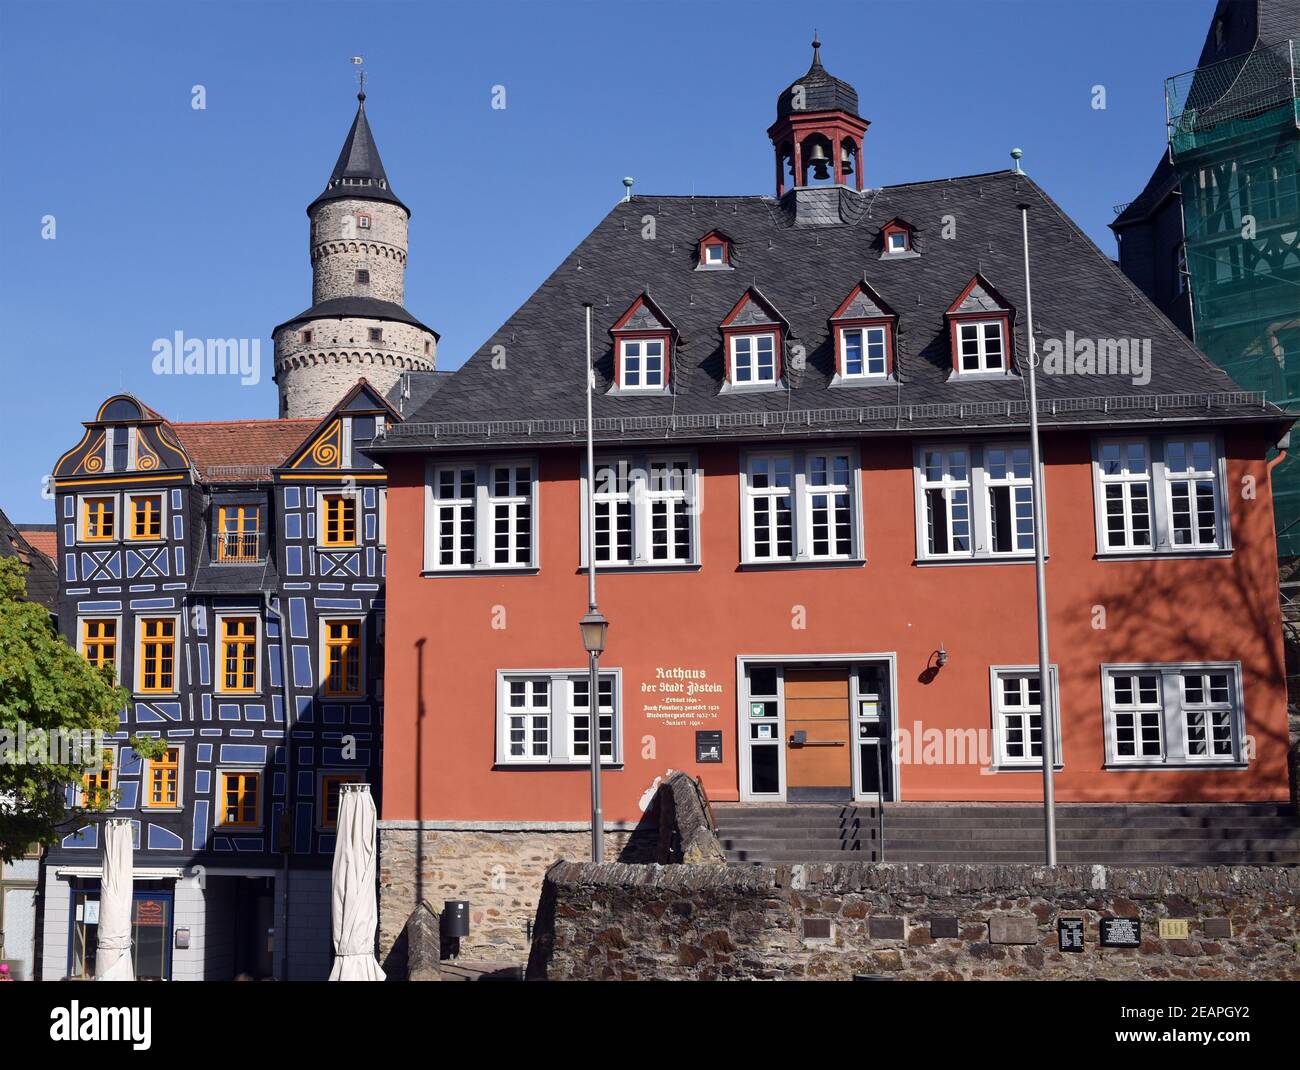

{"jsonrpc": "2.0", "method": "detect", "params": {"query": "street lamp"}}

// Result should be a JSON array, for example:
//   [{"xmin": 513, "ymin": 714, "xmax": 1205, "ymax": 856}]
[{"xmin": 579, "ymin": 606, "xmax": 609, "ymax": 863}]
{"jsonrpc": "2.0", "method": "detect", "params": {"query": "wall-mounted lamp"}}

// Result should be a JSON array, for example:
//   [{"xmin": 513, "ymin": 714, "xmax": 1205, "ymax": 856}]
[{"xmin": 936, "ymin": 644, "xmax": 949, "ymax": 668}]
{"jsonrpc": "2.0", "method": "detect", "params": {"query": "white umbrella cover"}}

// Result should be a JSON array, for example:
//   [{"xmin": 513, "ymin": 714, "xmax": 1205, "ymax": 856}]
[
  {"xmin": 96, "ymin": 818, "xmax": 135, "ymax": 980},
  {"xmin": 328, "ymin": 783, "xmax": 385, "ymax": 981}
]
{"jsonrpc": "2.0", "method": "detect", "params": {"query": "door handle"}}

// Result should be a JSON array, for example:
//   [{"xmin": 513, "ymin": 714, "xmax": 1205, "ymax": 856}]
[{"xmin": 789, "ymin": 738, "xmax": 846, "ymax": 747}]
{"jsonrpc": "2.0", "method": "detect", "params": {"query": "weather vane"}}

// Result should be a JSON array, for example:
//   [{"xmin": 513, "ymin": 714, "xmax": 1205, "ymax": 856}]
[{"xmin": 350, "ymin": 55, "xmax": 366, "ymax": 97}]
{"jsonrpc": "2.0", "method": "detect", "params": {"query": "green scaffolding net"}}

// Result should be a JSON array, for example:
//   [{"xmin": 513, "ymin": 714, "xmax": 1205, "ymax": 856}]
[{"xmin": 1167, "ymin": 39, "xmax": 1300, "ymax": 554}]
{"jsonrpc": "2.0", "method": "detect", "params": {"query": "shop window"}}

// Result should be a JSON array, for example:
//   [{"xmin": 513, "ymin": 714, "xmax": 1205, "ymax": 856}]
[{"xmin": 69, "ymin": 886, "xmax": 173, "ymax": 981}]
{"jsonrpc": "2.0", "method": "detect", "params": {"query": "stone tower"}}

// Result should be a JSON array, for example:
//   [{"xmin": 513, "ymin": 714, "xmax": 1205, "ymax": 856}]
[{"xmin": 273, "ymin": 90, "xmax": 438, "ymax": 418}]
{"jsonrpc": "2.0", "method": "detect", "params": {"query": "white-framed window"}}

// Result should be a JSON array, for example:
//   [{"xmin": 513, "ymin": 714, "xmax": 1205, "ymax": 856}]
[
  {"xmin": 1093, "ymin": 435, "xmax": 1228, "ymax": 555},
  {"xmin": 887, "ymin": 231, "xmax": 908, "ymax": 253},
  {"xmin": 989, "ymin": 666, "xmax": 1062, "ymax": 770},
  {"xmin": 741, "ymin": 448, "xmax": 860, "ymax": 564},
  {"xmin": 955, "ymin": 320, "xmax": 1006, "ymax": 372},
  {"xmin": 915, "ymin": 442, "xmax": 1038, "ymax": 561},
  {"xmin": 704, "ymin": 242, "xmax": 725, "ymax": 265},
  {"xmin": 619, "ymin": 338, "xmax": 666, "ymax": 390},
  {"xmin": 1102, "ymin": 663, "xmax": 1245, "ymax": 767},
  {"xmin": 584, "ymin": 454, "xmax": 698, "ymax": 567},
  {"xmin": 839, "ymin": 325, "xmax": 889, "ymax": 378},
  {"xmin": 425, "ymin": 458, "xmax": 537, "ymax": 570},
  {"xmin": 496, "ymin": 670, "xmax": 622, "ymax": 766},
  {"xmin": 730, "ymin": 332, "xmax": 778, "ymax": 385}
]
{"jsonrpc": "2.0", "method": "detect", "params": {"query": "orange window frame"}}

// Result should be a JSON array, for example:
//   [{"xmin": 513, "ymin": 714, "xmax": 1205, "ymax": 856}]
[
  {"xmin": 321, "ymin": 494, "xmax": 357, "ymax": 547},
  {"xmin": 323, "ymin": 619, "xmax": 363, "ymax": 697},
  {"xmin": 217, "ymin": 770, "xmax": 260, "ymax": 828},
  {"xmin": 320, "ymin": 773, "xmax": 363, "ymax": 829},
  {"xmin": 127, "ymin": 494, "xmax": 163, "ymax": 540},
  {"xmin": 138, "ymin": 618, "xmax": 177, "ymax": 694},
  {"xmin": 217, "ymin": 505, "xmax": 260, "ymax": 562},
  {"xmin": 81, "ymin": 496, "xmax": 116, "ymax": 542},
  {"xmin": 81, "ymin": 748, "xmax": 115, "ymax": 808},
  {"xmin": 81, "ymin": 619, "xmax": 117, "ymax": 674},
  {"xmin": 219, "ymin": 617, "xmax": 258, "ymax": 693},
  {"xmin": 145, "ymin": 746, "xmax": 180, "ymax": 808}
]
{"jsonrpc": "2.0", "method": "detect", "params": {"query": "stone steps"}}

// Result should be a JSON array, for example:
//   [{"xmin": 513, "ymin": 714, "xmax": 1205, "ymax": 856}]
[{"xmin": 713, "ymin": 802, "xmax": 1300, "ymax": 867}]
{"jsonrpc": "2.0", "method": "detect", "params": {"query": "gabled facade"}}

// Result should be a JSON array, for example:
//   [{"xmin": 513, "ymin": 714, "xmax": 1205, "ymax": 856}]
[
  {"xmin": 39, "ymin": 385, "xmax": 394, "ymax": 979},
  {"xmin": 369, "ymin": 39, "xmax": 1295, "ymax": 959}
]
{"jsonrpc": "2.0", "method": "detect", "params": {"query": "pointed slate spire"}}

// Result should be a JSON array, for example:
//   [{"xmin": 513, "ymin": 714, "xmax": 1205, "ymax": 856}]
[{"xmin": 308, "ymin": 91, "xmax": 408, "ymax": 215}]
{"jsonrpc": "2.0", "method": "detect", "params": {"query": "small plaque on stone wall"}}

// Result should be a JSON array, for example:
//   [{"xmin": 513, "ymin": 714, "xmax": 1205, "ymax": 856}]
[
  {"xmin": 989, "ymin": 915, "xmax": 1038, "ymax": 945},
  {"xmin": 1100, "ymin": 917, "xmax": 1141, "ymax": 947},
  {"xmin": 696, "ymin": 731, "xmax": 723, "ymax": 763},
  {"xmin": 1058, "ymin": 917, "xmax": 1084, "ymax": 953},
  {"xmin": 1158, "ymin": 918, "xmax": 1190, "ymax": 939}
]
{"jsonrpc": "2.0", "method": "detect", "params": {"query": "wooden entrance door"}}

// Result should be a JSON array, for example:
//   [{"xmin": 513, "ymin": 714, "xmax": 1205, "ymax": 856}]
[{"xmin": 784, "ymin": 668, "xmax": 851, "ymax": 798}]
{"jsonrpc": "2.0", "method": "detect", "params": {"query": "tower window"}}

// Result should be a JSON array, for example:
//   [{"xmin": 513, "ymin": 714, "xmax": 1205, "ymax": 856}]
[
  {"xmin": 301, "ymin": 329, "xmax": 313, "ymax": 345},
  {"xmin": 424, "ymin": 340, "xmax": 431, "ymax": 355},
  {"xmin": 369, "ymin": 328, "xmax": 383, "ymax": 343},
  {"xmin": 357, "ymin": 213, "xmax": 372, "ymax": 230},
  {"xmin": 356, "ymin": 269, "xmax": 370, "ymax": 285}
]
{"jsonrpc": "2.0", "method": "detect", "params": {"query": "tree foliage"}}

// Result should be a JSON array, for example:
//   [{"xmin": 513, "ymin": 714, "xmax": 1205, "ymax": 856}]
[{"xmin": 0, "ymin": 557, "xmax": 126, "ymax": 861}]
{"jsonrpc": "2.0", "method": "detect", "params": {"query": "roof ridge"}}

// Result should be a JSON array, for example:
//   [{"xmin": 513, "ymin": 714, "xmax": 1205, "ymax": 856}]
[{"xmin": 172, "ymin": 417, "xmax": 317, "ymax": 428}]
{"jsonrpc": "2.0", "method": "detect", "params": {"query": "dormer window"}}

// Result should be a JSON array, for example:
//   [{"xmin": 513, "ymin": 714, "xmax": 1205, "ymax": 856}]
[
  {"xmin": 731, "ymin": 333, "xmax": 777, "ymax": 384},
  {"xmin": 957, "ymin": 321, "xmax": 1005, "ymax": 372},
  {"xmin": 695, "ymin": 230, "xmax": 733, "ymax": 271},
  {"xmin": 829, "ymin": 281, "xmax": 897, "ymax": 382},
  {"xmin": 608, "ymin": 293, "xmax": 677, "ymax": 393},
  {"xmin": 880, "ymin": 219, "xmax": 916, "ymax": 257},
  {"xmin": 620, "ymin": 338, "xmax": 665, "ymax": 389},
  {"xmin": 945, "ymin": 275, "xmax": 1014, "ymax": 376}
]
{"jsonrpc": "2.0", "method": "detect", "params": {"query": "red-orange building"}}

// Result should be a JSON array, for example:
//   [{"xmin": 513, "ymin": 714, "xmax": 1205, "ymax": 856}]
[{"xmin": 369, "ymin": 42, "xmax": 1295, "ymax": 954}]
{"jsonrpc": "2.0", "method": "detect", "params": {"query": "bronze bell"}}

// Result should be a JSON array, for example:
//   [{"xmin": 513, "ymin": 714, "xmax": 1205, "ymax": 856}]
[
  {"xmin": 840, "ymin": 145, "xmax": 854, "ymax": 176},
  {"xmin": 806, "ymin": 142, "xmax": 832, "ymax": 181}
]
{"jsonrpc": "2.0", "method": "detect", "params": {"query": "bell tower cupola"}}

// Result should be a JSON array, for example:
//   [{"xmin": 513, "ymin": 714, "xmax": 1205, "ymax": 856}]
[{"xmin": 767, "ymin": 37, "xmax": 870, "ymax": 196}]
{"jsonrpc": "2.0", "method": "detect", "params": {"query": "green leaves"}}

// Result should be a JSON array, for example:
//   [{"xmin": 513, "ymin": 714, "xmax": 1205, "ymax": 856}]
[{"xmin": 0, "ymin": 557, "xmax": 128, "ymax": 861}]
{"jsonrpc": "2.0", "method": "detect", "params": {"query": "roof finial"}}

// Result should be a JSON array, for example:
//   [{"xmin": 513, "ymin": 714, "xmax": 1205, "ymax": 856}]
[
  {"xmin": 351, "ymin": 55, "xmax": 366, "ymax": 103},
  {"xmin": 1010, "ymin": 147, "xmax": 1024, "ymax": 173},
  {"xmin": 811, "ymin": 31, "xmax": 822, "ymax": 66}
]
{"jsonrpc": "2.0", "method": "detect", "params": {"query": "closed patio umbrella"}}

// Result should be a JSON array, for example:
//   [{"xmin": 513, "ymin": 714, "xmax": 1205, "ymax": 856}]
[
  {"xmin": 328, "ymin": 782, "xmax": 385, "ymax": 981},
  {"xmin": 96, "ymin": 818, "xmax": 134, "ymax": 980}
]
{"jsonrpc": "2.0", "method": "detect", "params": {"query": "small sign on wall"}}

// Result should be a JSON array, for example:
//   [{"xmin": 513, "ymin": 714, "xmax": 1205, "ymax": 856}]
[
  {"xmin": 1057, "ymin": 917, "xmax": 1084, "ymax": 953},
  {"xmin": 696, "ymin": 730, "xmax": 723, "ymax": 763},
  {"xmin": 1099, "ymin": 917, "xmax": 1141, "ymax": 947},
  {"xmin": 1158, "ymin": 918, "xmax": 1190, "ymax": 939}
]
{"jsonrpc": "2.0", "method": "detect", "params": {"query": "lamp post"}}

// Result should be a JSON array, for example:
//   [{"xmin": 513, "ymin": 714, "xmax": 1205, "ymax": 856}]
[
  {"xmin": 580, "ymin": 302, "xmax": 610, "ymax": 864},
  {"xmin": 580, "ymin": 607, "xmax": 609, "ymax": 863}
]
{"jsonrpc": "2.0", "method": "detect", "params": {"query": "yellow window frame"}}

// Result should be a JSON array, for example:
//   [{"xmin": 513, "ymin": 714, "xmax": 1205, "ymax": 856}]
[
  {"xmin": 145, "ymin": 746, "xmax": 181, "ymax": 809},
  {"xmin": 320, "ymin": 773, "xmax": 363, "ymax": 829},
  {"xmin": 217, "ymin": 770, "xmax": 261, "ymax": 828},
  {"xmin": 127, "ymin": 493, "xmax": 164, "ymax": 541},
  {"xmin": 81, "ymin": 496, "xmax": 117, "ymax": 542},
  {"xmin": 81, "ymin": 618, "xmax": 118, "ymax": 676},
  {"xmin": 218, "ymin": 616, "xmax": 258, "ymax": 693},
  {"xmin": 217, "ymin": 505, "xmax": 260, "ymax": 562},
  {"xmin": 323, "ymin": 618, "xmax": 363, "ymax": 697},
  {"xmin": 81, "ymin": 747, "xmax": 116, "ymax": 808},
  {"xmin": 138, "ymin": 617, "xmax": 177, "ymax": 694},
  {"xmin": 321, "ymin": 494, "xmax": 358, "ymax": 547}
]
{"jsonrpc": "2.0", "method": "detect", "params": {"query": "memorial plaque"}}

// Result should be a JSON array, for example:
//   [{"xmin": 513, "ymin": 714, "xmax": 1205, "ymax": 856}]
[
  {"xmin": 1057, "ymin": 917, "xmax": 1085, "ymax": 953},
  {"xmin": 1099, "ymin": 917, "xmax": 1141, "ymax": 947},
  {"xmin": 695, "ymin": 730, "xmax": 723, "ymax": 763},
  {"xmin": 1158, "ymin": 918, "xmax": 1190, "ymax": 939}
]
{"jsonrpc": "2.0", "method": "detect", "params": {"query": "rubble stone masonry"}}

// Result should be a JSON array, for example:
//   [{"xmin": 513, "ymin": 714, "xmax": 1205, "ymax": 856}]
[{"xmin": 527, "ymin": 861, "xmax": 1300, "ymax": 980}]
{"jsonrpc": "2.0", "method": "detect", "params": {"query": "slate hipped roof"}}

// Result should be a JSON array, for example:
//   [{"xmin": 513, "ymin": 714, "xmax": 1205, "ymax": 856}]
[
  {"xmin": 307, "ymin": 92, "xmax": 408, "ymax": 215},
  {"xmin": 272, "ymin": 295, "xmax": 439, "ymax": 339},
  {"xmin": 0, "ymin": 507, "xmax": 57, "ymax": 611},
  {"xmin": 375, "ymin": 168, "xmax": 1286, "ymax": 453}
]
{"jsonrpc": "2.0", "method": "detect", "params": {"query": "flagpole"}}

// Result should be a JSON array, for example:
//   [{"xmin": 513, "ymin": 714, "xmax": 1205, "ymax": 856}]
[
  {"xmin": 582, "ymin": 302, "xmax": 605, "ymax": 864},
  {"xmin": 1019, "ymin": 195, "xmax": 1057, "ymax": 866}
]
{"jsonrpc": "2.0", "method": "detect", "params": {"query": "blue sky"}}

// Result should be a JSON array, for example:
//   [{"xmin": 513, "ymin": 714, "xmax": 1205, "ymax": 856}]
[{"xmin": 0, "ymin": 0, "xmax": 1213, "ymax": 522}]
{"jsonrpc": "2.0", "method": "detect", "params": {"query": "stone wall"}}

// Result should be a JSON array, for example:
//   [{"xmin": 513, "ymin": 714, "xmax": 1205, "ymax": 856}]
[
  {"xmin": 527, "ymin": 861, "xmax": 1300, "ymax": 980},
  {"xmin": 376, "ymin": 824, "xmax": 653, "ymax": 969},
  {"xmin": 309, "ymin": 198, "xmax": 409, "ymax": 305}
]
